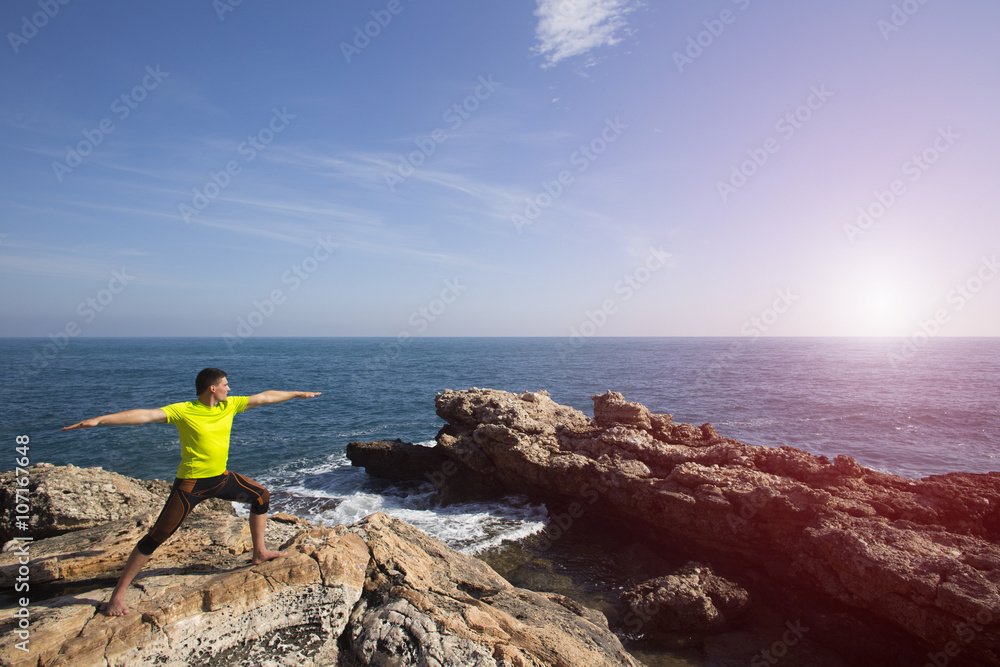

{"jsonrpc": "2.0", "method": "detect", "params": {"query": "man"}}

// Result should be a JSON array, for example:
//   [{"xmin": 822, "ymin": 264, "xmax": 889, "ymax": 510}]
[{"xmin": 62, "ymin": 368, "xmax": 320, "ymax": 616}]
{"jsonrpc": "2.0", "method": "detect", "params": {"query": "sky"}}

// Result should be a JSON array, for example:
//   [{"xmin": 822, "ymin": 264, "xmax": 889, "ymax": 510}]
[{"xmin": 1, "ymin": 0, "xmax": 999, "ymax": 340}]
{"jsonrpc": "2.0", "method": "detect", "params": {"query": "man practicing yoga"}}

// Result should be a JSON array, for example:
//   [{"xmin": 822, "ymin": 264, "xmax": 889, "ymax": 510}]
[{"xmin": 62, "ymin": 368, "xmax": 320, "ymax": 616}]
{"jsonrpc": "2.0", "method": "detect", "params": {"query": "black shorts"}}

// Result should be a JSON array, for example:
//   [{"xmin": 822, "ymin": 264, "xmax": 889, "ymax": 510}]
[{"xmin": 136, "ymin": 471, "xmax": 270, "ymax": 555}]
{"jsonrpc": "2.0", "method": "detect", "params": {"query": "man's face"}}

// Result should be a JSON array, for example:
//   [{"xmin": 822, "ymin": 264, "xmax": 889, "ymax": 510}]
[{"xmin": 210, "ymin": 377, "xmax": 230, "ymax": 401}]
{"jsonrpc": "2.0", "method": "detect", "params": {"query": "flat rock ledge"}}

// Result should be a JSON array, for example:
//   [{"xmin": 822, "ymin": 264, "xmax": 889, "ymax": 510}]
[
  {"xmin": 347, "ymin": 388, "xmax": 1000, "ymax": 666},
  {"xmin": 0, "ymin": 464, "xmax": 639, "ymax": 667}
]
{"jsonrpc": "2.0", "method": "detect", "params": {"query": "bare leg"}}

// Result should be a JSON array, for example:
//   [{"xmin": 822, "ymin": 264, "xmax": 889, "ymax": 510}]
[
  {"xmin": 249, "ymin": 512, "xmax": 286, "ymax": 564},
  {"xmin": 106, "ymin": 545, "xmax": 152, "ymax": 616}
]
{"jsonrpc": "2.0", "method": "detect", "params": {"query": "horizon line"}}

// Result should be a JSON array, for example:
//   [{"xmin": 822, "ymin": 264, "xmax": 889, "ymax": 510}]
[{"xmin": 2, "ymin": 335, "xmax": 1000, "ymax": 340}]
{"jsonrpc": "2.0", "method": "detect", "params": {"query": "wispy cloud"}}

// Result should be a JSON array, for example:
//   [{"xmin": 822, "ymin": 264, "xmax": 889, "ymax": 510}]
[
  {"xmin": 532, "ymin": 0, "xmax": 636, "ymax": 68},
  {"xmin": 0, "ymin": 248, "xmax": 203, "ymax": 289}
]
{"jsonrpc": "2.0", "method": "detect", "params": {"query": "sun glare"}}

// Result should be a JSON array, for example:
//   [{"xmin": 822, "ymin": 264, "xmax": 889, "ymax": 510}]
[
  {"xmin": 854, "ymin": 282, "xmax": 911, "ymax": 335},
  {"xmin": 864, "ymin": 286, "xmax": 898, "ymax": 319}
]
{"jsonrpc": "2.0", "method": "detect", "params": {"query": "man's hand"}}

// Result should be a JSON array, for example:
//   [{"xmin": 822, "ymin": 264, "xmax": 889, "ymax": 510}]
[{"xmin": 62, "ymin": 418, "xmax": 101, "ymax": 431}]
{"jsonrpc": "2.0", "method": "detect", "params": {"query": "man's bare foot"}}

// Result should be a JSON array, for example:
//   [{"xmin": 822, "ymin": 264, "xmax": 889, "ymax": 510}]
[
  {"xmin": 104, "ymin": 597, "xmax": 129, "ymax": 616},
  {"xmin": 251, "ymin": 548, "xmax": 286, "ymax": 565}
]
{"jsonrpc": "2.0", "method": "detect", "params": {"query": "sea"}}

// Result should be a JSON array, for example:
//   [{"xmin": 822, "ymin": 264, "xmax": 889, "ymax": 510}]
[{"xmin": 2, "ymin": 337, "xmax": 998, "ymax": 555}]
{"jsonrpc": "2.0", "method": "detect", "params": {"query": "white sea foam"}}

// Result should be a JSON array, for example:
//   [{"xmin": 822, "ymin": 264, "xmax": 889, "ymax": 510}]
[{"xmin": 256, "ymin": 457, "xmax": 547, "ymax": 554}]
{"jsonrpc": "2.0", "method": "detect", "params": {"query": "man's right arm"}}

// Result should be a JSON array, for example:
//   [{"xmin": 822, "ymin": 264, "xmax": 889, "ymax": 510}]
[{"xmin": 62, "ymin": 409, "xmax": 168, "ymax": 431}]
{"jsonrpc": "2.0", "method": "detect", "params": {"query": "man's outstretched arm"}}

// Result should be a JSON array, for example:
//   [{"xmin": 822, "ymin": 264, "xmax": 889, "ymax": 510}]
[
  {"xmin": 246, "ymin": 391, "xmax": 321, "ymax": 409},
  {"xmin": 62, "ymin": 409, "xmax": 168, "ymax": 431}
]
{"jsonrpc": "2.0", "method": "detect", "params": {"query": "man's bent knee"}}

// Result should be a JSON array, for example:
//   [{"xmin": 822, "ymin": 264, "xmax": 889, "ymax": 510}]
[
  {"xmin": 251, "ymin": 487, "xmax": 270, "ymax": 515},
  {"xmin": 136, "ymin": 534, "xmax": 162, "ymax": 555}
]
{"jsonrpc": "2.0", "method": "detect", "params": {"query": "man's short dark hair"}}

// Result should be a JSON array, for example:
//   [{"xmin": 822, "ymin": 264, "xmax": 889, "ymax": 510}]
[{"xmin": 195, "ymin": 368, "xmax": 227, "ymax": 395}]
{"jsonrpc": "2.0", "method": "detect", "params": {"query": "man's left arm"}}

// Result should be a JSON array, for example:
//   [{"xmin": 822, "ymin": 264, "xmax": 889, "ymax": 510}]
[{"xmin": 246, "ymin": 391, "xmax": 321, "ymax": 409}]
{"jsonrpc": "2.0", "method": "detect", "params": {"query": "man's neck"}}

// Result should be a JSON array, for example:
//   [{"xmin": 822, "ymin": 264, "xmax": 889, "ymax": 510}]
[{"xmin": 197, "ymin": 393, "xmax": 219, "ymax": 407}]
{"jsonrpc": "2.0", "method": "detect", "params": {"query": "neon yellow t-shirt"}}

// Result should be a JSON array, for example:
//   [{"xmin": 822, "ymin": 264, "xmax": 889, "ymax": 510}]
[{"xmin": 161, "ymin": 396, "xmax": 249, "ymax": 479}]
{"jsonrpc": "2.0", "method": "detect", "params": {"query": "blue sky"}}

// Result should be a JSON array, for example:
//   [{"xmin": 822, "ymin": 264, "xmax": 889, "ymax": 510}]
[{"xmin": 2, "ymin": 0, "xmax": 999, "ymax": 339}]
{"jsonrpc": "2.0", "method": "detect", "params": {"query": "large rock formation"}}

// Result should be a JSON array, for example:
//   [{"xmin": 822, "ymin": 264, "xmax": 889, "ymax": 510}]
[
  {"xmin": 347, "ymin": 388, "xmax": 1000, "ymax": 666},
  {"xmin": 0, "ymin": 464, "xmax": 639, "ymax": 667},
  {"xmin": 0, "ymin": 463, "xmax": 174, "ymax": 545}
]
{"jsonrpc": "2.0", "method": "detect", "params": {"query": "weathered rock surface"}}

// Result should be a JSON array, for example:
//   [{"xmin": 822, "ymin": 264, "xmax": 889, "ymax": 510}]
[
  {"xmin": 622, "ymin": 561, "xmax": 751, "ymax": 636},
  {"xmin": 345, "ymin": 512, "xmax": 640, "ymax": 667},
  {"xmin": 348, "ymin": 388, "xmax": 1000, "ymax": 666},
  {"xmin": 1, "ymin": 464, "xmax": 639, "ymax": 666},
  {"xmin": 0, "ymin": 463, "xmax": 180, "ymax": 545},
  {"xmin": 345, "ymin": 438, "xmax": 448, "ymax": 482}
]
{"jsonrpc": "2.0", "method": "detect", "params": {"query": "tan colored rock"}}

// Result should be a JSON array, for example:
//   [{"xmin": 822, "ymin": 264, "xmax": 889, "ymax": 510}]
[
  {"xmin": 0, "ymin": 465, "xmax": 363, "ymax": 667},
  {"xmin": 593, "ymin": 389, "xmax": 655, "ymax": 431},
  {"xmin": 0, "ymin": 464, "xmax": 167, "ymax": 545},
  {"xmin": 0, "ymin": 519, "xmax": 368, "ymax": 667},
  {"xmin": 345, "ymin": 512, "xmax": 641, "ymax": 667}
]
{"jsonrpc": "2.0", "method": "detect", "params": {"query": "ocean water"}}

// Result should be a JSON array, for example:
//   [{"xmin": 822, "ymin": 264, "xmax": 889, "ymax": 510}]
[{"xmin": 2, "ymin": 337, "xmax": 998, "ymax": 553}]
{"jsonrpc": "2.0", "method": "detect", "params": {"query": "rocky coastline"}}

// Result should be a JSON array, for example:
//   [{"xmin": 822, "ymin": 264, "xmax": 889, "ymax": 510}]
[
  {"xmin": 346, "ymin": 388, "xmax": 1000, "ymax": 667},
  {"xmin": 0, "ymin": 463, "xmax": 639, "ymax": 666},
  {"xmin": 4, "ymin": 388, "xmax": 998, "ymax": 666}
]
